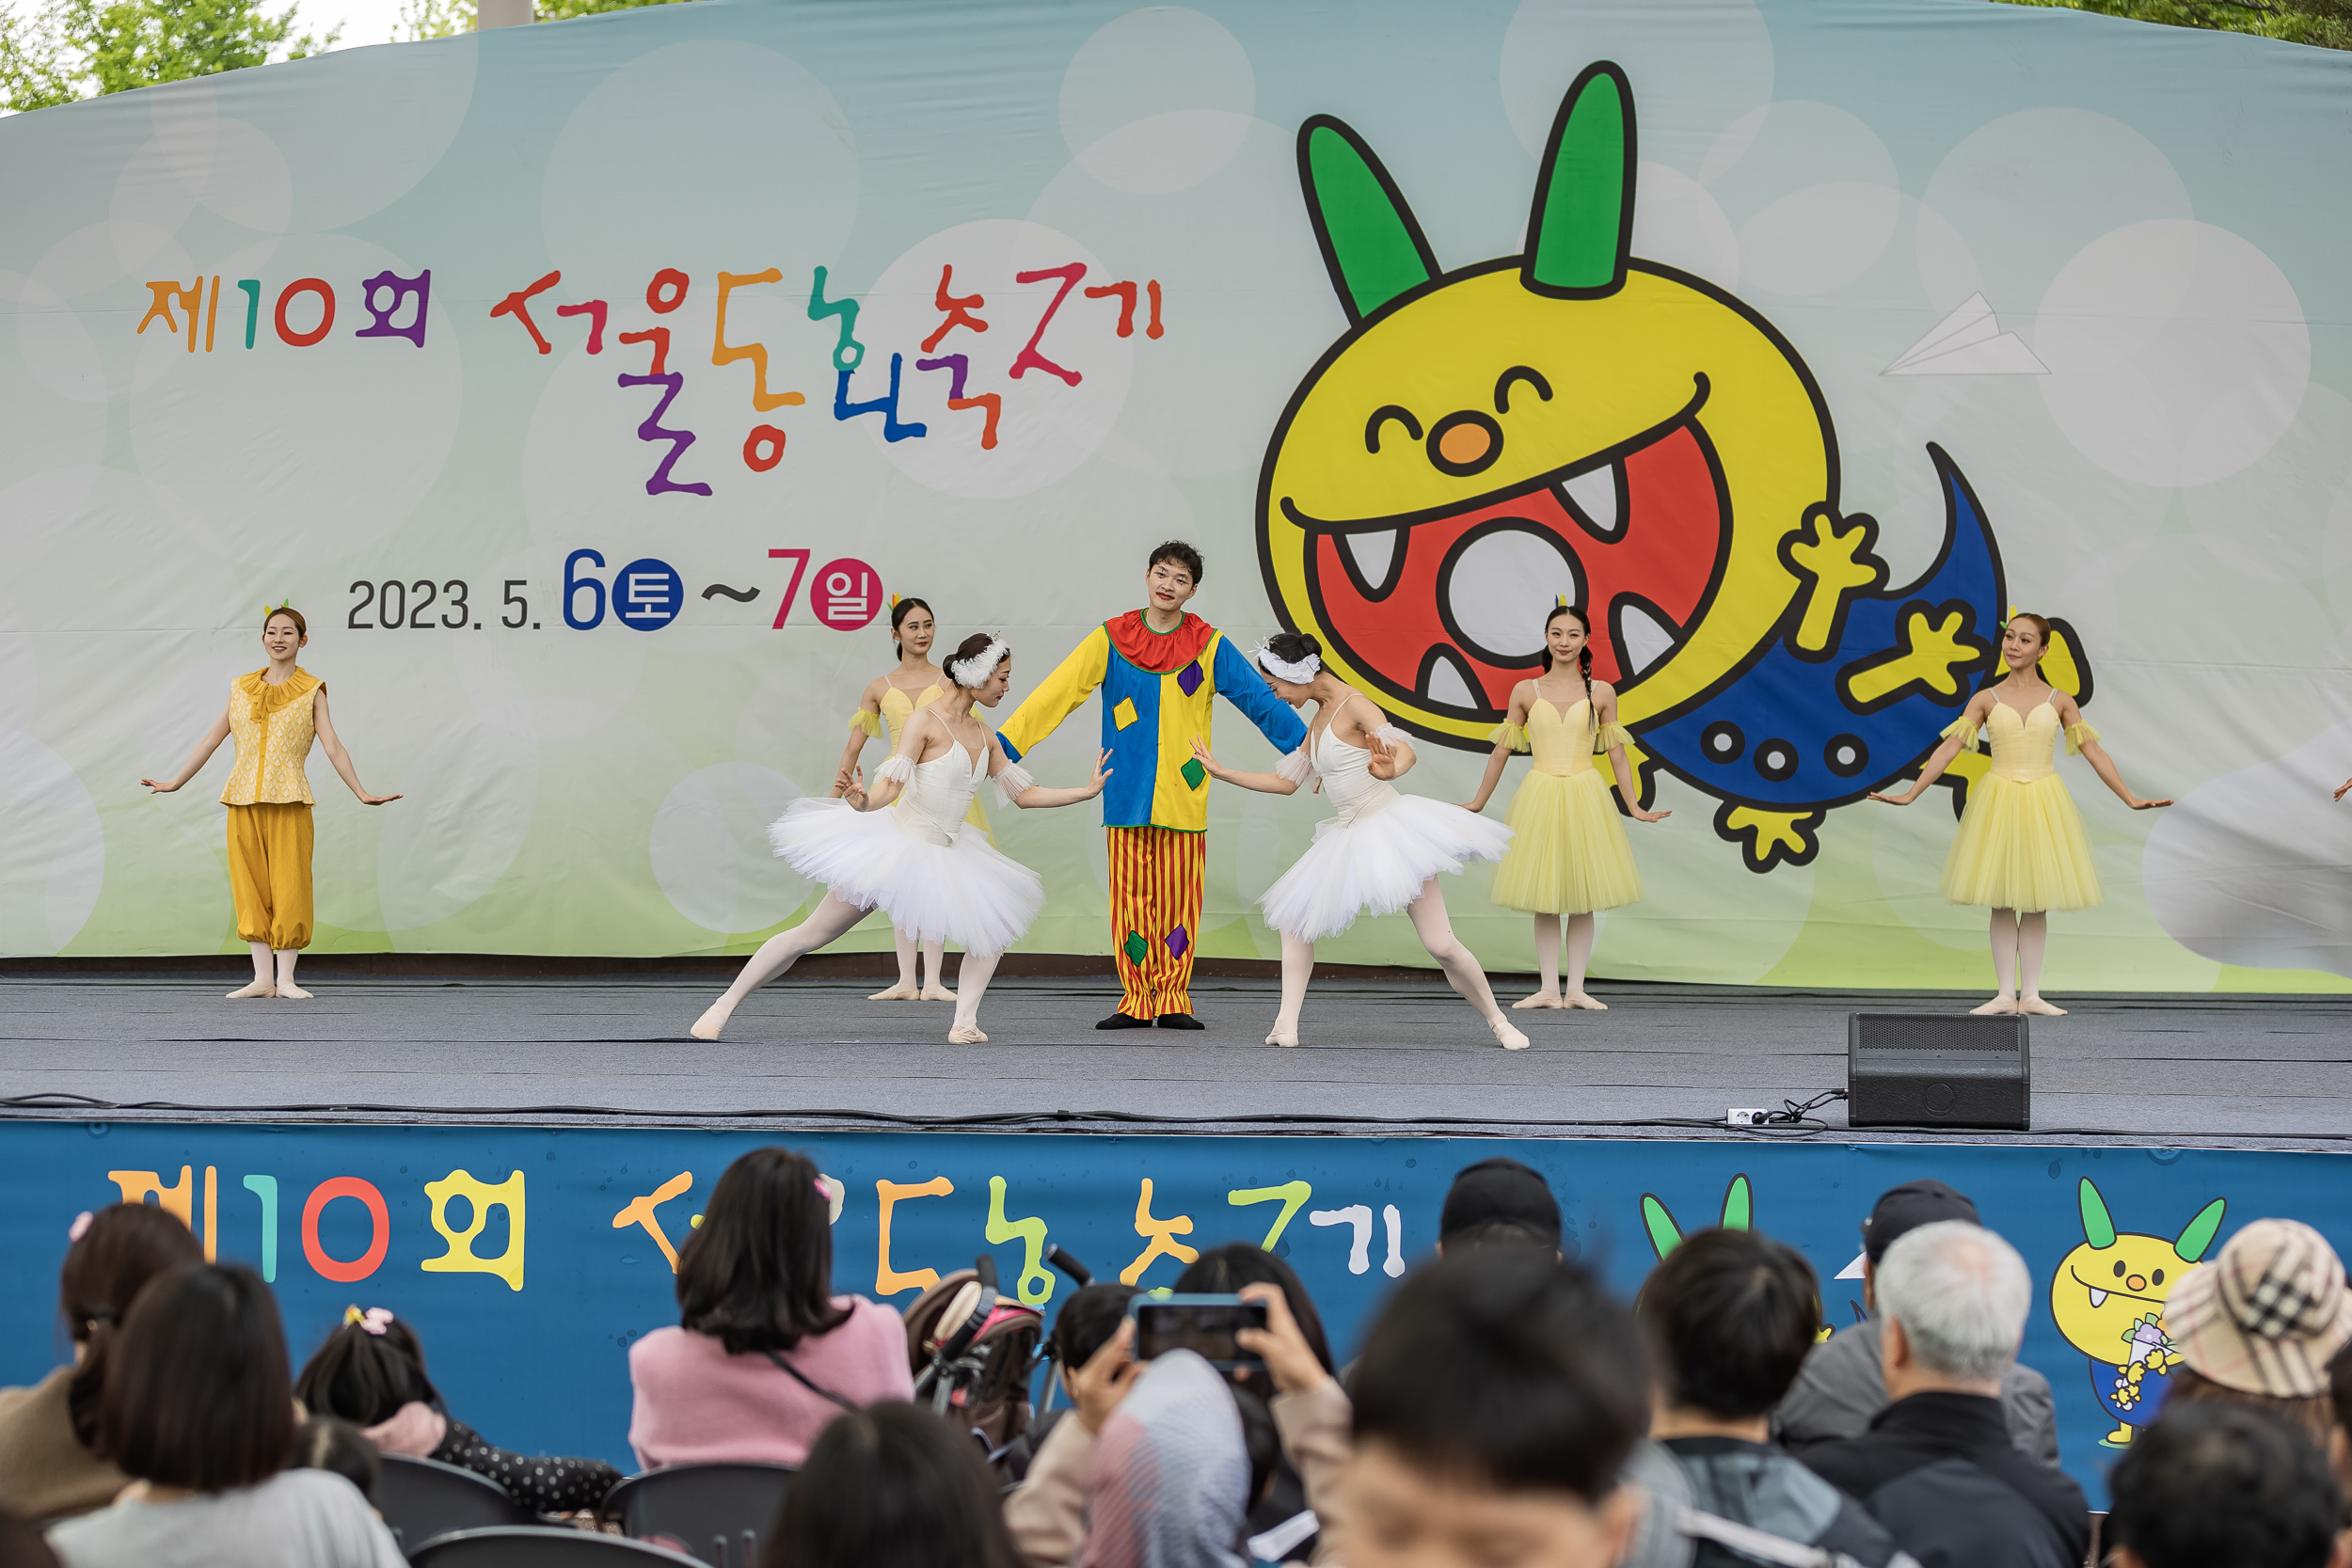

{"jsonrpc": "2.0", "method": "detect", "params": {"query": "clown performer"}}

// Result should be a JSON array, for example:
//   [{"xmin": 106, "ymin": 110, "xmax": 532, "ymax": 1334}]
[
  {"xmin": 1461, "ymin": 605, "xmax": 1669, "ymax": 1010},
  {"xmin": 833, "ymin": 594, "xmax": 988, "ymax": 1005},
  {"xmin": 996, "ymin": 541, "xmax": 1308, "ymax": 1030},
  {"xmin": 691, "ymin": 634, "xmax": 1110, "ymax": 1045},
  {"xmin": 1871, "ymin": 612, "xmax": 2169, "ymax": 1015},
  {"xmin": 1191, "ymin": 632, "xmax": 1522, "ymax": 1050},
  {"xmin": 139, "ymin": 604, "xmax": 401, "ymax": 1000}
]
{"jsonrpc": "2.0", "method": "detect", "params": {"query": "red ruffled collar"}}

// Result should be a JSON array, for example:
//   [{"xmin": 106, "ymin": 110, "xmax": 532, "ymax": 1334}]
[{"xmin": 1106, "ymin": 610, "xmax": 1215, "ymax": 673}]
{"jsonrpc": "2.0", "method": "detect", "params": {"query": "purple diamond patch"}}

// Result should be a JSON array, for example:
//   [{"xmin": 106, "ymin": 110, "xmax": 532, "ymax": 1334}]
[
  {"xmin": 1165, "ymin": 925, "xmax": 1190, "ymax": 959},
  {"xmin": 1175, "ymin": 660, "xmax": 1203, "ymax": 697}
]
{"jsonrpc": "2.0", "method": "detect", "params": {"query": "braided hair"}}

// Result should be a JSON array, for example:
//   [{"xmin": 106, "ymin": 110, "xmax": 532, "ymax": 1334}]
[{"xmin": 1540, "ymin": 604, "xmax": 1596, "ymax": 723}]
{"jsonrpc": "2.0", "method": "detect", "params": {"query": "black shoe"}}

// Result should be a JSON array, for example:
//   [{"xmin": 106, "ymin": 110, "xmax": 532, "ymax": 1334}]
[
  {"xmin": 1154, "ymin": 1012, "xmax": 1204, "ymax": 1030},
  {"xmin": 1097, "ymin": 1012, "xmax": 1154, "ymax": 1030}
]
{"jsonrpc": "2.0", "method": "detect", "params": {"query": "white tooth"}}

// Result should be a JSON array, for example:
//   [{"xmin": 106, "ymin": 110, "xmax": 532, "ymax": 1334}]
[
  {"xmin": 1617, "ymin": 603, "xmax": 1678, "ymax": 675},
  {"xmin": 1441, "ymin": 527, "xmax": 1581, "ymax": 661},
  {"xmin": 1559, "ymin": 463, "xmax": 1622, "ymax": 536},
  {"xmin": 1342, "ymin": 529, "xmax": 1403, "ymax": 592},
  {"xmin": 2089, "ymin": 1289, "xmax": 2108, "ymax": 1307},
  {"xmin": 1421, "ymin": 657, "xmax": 1481, "ymax": 711}
]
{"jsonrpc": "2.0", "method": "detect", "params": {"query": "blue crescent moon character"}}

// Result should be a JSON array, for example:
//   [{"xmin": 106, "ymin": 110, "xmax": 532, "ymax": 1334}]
[{"xmin": 1630, "ymin": 443, "xmax": 2007, "ymax": 870}]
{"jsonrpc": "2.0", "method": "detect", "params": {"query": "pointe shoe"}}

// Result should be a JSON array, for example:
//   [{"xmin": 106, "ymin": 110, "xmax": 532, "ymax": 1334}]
[
  {"xmin": 2017, "ymin": 994, "xmax": 2067, "ymax": 1016},
  {"xmin": 226, "ymin": 980, "xmax": 276, "ymax": 999},
  {"xmin": 1511, "ymin": 992, "xmax": 1565, "ymax": 1010},
  {"xmin": 867, "ymin": 981, "xmax": 919, "ymax": 1001},
  {"xmin": 1970, "ymin": 995, "xmax": 2020, "ymax": 1016},
  {"xmin": 1562, "ymin": 991, "xmax": 1608, "ymax": 1011},
  {"xmin": 1265, "ymin": 1025, "xmax": 1299, "ymax": 1048},
  {"xmin": 947, "ymin": 1023, "xmax": 988, "ymax": 1043},
  {"xmin": 1487, "ymin": 1014, "xmax": 1532, "ymax": 1052},
  {"xmin": 690, "ymin": 1002, "xmax": 732, "ymax": 1040},
  {"xmin": 276, "ymin": 981, "xmax": 314, "ymax": 1000},
  {"xmin": 918, "ymin": 984, "xmax": 957, "ymax": 1002}
]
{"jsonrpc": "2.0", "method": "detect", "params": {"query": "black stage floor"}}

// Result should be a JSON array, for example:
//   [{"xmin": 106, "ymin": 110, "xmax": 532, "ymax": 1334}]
[{"xmin": 1, "ymin": 973, "xmax": 2344, "ymax": 1148}]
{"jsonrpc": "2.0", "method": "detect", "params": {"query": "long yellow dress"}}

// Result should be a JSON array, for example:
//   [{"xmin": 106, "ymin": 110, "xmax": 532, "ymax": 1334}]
[
  {"xmin": 1938, "ymin": 700, "xmax": 2103, "ymax": 911},
  {"xmin": 1487, "ymin": 696, "xmax": 1644, "ymax": 914},
  {"xmin": 850, "ymin": 681, "xmax": 989, "ymax": 836}
]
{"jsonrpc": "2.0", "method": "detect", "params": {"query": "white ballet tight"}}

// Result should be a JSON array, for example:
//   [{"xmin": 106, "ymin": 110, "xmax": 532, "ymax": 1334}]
[
  {"xmin": 1273, "ymin": 879, "xmax": 1510, "ymax": 1038},
  {"xmin": 1987, "ymin": 909, "xmax": 2049, "ymax": 1001},
  {"xmin": 892, "ymin": 927, "xmax": 946, "ymax": 991},
  {"xmin": 1529, "ymin": 913, "xmax": 1597, "ymax": 1001},
  {"xmin": 706, "ymin": 893, "xmax": 999, "ymax": 1033}
]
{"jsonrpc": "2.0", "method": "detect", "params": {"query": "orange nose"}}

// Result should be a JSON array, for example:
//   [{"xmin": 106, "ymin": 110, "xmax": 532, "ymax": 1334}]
[
  {"xmin": 1436, "ymin": 421, "xmax": 1492, "ymax": 467},
  {"xmin": 2127, "ymin": 1275, "xmax": 2148, "ymax": 1291}
]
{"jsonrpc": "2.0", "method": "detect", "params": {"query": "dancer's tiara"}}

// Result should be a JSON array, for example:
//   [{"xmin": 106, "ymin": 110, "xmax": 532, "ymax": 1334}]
[
  {"xmin": 949, "ymin": 637, "xmax": 1009, "ymax": 689},
  {"xmin": 1253, "ymin": 643, "xmax": 1320, "ymax": 684}
]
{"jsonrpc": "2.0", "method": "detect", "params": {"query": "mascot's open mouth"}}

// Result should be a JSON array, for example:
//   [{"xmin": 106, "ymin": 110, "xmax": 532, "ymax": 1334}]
[{"xmin": 1283, "ymin": 379, "xmax": 1729, "ymax": 721}]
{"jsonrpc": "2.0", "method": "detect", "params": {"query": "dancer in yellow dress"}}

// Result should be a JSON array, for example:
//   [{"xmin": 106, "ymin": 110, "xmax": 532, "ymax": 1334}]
[
  {"xmin": 139, "ymin": 605, "xmax": 400, "ymax": 1000},
  {"xmin": 833, "ymin": 597, "xmax": 987, "ymax": 1004},
  {"xmin": 1872, "ymin": 612, "xmax": 2169, "ymax": 1016},
  {"xmin": 1462, "ymin": 605, "xmax": 1668, "ymax": 1010}
]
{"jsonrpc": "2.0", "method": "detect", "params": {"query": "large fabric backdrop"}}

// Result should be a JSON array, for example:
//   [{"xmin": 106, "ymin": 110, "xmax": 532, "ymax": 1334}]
[{"xmin": 4, "ymin": 0, "xmax": 2347, "ymax": 988}]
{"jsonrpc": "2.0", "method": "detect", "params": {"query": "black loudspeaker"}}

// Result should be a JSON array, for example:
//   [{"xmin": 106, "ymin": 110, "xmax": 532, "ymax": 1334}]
[{"xmin": 1847, "ymin": 1013, "xmax": 2030, "ymax": 1130}]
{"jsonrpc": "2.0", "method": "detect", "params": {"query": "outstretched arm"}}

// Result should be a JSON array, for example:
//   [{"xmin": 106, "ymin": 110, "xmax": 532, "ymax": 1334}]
[
  {"xmin": 834, "ymin": 681, "xmax": 883, "ymax": 798},
  {"xmin": 2059, "ymin": 695, "xmax": 2170, "ymax": 810},
  {"xmin": 1212, "ymin": 636, "xmax": 1310, "ymax": 753},
  {"xmin": 1190, "ymin": 736, "xmax": 1301, "ymax": 796},
  {"xmin": 1870, "ymin": 694, "xmax": 1992, "ymax": 805},
  {"xmin": 141, "ymin": 696, "xmax": 233, "ymax": 793},
  {"xmin": 312, "ymin": 690, "xmax": 401, "ymax": 805},
  {"xmin": 997, "ymin": 628, "xmax": 1110, "ymax": 762},
  {"xmin": 990, "ymin": 736, "xmax": 1112, "ymax": 808},
  {"xmin": 1462, "ymin": 686, "xmax": 1532, "ymax": 812},
  {"xmin": 1594, "ymin": 682, "xmax": 1668, "ymax": 823}
]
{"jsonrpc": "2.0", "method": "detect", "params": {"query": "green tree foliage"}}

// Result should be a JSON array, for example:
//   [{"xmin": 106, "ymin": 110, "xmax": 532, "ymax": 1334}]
[
  {"xmin": 2, "ymin": 0, "xmax": 339, "ymax": 112},
  {"xmin": 1991, "ymin": 0, "xmax": 2352, "ymax": 49},
  {"xmin": 394, "ymin": 0, "xmax": 691, "ymax": 38}
]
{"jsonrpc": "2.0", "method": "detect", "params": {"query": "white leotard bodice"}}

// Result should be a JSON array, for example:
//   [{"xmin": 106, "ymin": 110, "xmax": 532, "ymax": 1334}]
[
  {"xmin": 1307, "ymin": 720, "xmax": 1407, "ymax": 827},
  {"xmin": 888, "ymin": 741, "xmax": 988, "ymax": 846}
]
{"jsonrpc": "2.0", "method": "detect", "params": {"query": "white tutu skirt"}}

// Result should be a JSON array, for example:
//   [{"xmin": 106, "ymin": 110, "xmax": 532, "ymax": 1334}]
[
  {"xmin": 767, "ymin": 800, "xmax": 1043, "ymax": 956},
  {"xmin": 1259, "ymin": 796, "xmax": 1513, "ymax": 942}
]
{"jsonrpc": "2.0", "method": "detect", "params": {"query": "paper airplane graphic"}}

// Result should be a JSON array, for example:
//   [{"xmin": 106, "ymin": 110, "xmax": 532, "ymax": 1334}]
[
  {"xmin": 1883, "ymin": 293, "xmax": 2048, "ymax": 376},
  {"xmin": 1835, "ymin": 1248, "xmax": 1867, "ymax": 1280}
]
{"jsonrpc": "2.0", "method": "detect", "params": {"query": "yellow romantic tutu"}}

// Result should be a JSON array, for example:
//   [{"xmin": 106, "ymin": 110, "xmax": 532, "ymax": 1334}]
[
  {"xmin": 1486, "ymin": 696, "xmax": 1644, "ymax": 915},
  {"xmin": 1937, "ymin": 704, "xmax": 2103, "ymax": 912}
]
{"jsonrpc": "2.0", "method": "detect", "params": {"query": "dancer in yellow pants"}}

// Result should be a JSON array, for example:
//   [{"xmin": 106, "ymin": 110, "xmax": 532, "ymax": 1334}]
[{"xmin": 142, "ymin": 605, "xmax": 400, "ymax": 999}]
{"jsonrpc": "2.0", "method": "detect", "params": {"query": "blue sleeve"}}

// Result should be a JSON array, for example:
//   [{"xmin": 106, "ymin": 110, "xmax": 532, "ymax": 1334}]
[{"xmin": 1214, "ymin": 637, "xmax": 1308, "ymax": 751}]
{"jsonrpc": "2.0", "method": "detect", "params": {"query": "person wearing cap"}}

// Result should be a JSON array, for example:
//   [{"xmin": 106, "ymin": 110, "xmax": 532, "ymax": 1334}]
[
  {"xmin": 2158, "ymin": 1217, "xmax": 2352, "ymax": 1449},
  {"xmin": 1438, "ymin": 1157, "xmax": 1564, "ymax": 1255},
  {"xmin": 1774, "ymin": 1180, "xmax": 2058, "ymax": 1463},
  {"xmin": 1799, "ymin": 1221, "xmax": 2088, "ymax": 1568}
]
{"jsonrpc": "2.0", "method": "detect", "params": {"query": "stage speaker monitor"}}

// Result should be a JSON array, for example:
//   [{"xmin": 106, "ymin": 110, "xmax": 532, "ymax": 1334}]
[{"xmin": 1847, "ymin": 1013, "xmax": 2029, "ymax": 1131}]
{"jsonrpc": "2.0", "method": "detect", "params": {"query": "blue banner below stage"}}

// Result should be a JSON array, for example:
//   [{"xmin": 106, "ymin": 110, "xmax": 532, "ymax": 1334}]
[{"xmin": 4, "ymin": 1121, "xmax": 2344, "ymax": 1509}]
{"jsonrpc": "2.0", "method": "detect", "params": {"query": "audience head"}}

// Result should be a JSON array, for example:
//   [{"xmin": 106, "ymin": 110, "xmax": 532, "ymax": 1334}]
[
  {"xmin": 99, "ymin": 1262, "xmax": 294, "ymax": 1494},
  {"xmin": 1438, "ymin": 1158, "xmax": 1563, "ymax": 1256},
  {"xmin": 1860, "ymin": 1178, "xmax": 1979, "ymax": 1265},
  {"xmin": 295, "ymin": 1305, "xmax": 439, "ymax": 1427},
  {"xmin": 675, "ymin": 1147, "xmax": 850, "ymax": 1354},
  {"xmin": 1175, "ymin": 1243, "xmax": 1335, "ymax": 1376},
  {"xmin": 57, "ymin": 1202, "xmax": 203, "ymax": 1449},
  {"xmin": 762, "ymin": 1401, "xmax": 1017, "ymax": 1568},
  {"xmin": 291, "ymin": 1415, "xmax": 379, "ymax": 1504},
  {"xmin": 1080, "ymin": 1351, "xmax": 1254, "ymax": 1568},
  {"xmin": 1347, "ymin": 1251, "xmax": 1648, "ymax": 1568},
  {"xmin": 1638, "ymin": 1227, "xmax": 1819, "ymax": 1419},
  {"xmin": 1874, "ymin": 1219, "xmax": 2029, "ymax": 1396},
  {"xmin": 1050, "ymin": 1283, "xmax": 1136, "ymax": 1384},
  {"xmin": 2162, "ymin": 1218, "xmax": 2352, "ymax": 1450},
  {"xmin": 2106, "ymin": 1401, "xmax": 2344, "ymax": 1568}
]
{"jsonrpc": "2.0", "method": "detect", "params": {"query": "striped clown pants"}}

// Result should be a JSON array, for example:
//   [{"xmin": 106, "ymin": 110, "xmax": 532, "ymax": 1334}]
[{"xmin": 1107, "ymin": 826, "xmax": 1205, "ymax": 1020}]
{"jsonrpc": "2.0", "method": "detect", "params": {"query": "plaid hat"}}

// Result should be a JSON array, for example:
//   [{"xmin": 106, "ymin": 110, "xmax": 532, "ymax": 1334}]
[
  {"xmin": 1861, "ymin": 1180, "xmax": 1981, "ymax": 1264},
  {"xmin": 1439, "ymin": 1158, "xmax": 1561, "ymax": 1245},
  {"xmin": 2165, "ymin": 1219, "xmax": 2352, "ymax": 1399}
]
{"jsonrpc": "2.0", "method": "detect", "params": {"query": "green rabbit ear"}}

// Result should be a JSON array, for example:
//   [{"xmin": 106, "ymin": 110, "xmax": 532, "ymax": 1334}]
[
  {"xmin": 2078, "ymin": 1178, "xmax": 2117, "ymax": 1249},
  {"xmin": 1640, "ymin": 1194, "xmax": 1683, "ymax": 1261},
  {"xmin": 1719, "ymin": 1174, "xmax": 1753, "ymax": 1231},
  {"xmin": 1297, "ymin": 115, "xmax": 1440, "ymax": 325},
  {"xmin": 1524, "ymin": 60, "xmax": 1637, "ymax": 299},
  {"xmin": 2174, "ymin": 1198, "xmax": 2227, "ymax": 1262}
]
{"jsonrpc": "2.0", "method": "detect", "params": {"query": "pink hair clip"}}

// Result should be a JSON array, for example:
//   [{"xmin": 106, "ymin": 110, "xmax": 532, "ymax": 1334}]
[
  {"xmin": 68, "ymin": 1211, "xmax": 93, "ymax": 1243},
  {"xmin": 343, "ymin": 1305, "xmax": 394, "ymax": 1336}
]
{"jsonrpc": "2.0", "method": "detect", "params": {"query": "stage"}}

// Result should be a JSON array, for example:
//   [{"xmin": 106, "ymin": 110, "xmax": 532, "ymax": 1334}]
[{"xmin": 4, "ymin": 970, "xmax": 2344, "ymax": 1147}]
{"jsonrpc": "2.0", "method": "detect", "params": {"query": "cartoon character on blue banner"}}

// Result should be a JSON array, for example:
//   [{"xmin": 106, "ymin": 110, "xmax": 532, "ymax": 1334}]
[{"xmin": 2051, "ymin": 1178, "xmax": 2226, "ymax": 1447}]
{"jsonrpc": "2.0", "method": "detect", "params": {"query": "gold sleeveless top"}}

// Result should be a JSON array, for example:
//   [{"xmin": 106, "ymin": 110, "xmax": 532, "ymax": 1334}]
[{"xmin": 221, "ymin": 669, "xmax": 321, "ymax": 806}]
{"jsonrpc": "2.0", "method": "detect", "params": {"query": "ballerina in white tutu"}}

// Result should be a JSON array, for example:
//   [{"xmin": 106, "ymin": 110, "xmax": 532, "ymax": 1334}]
[
  {"xmin": 691, "ymin": 634, "xmax": 1110, "ymax": 1045},
  {"xmin": 1191, "ymin": 632, "xmax": 1527, "ymax": 1052}
]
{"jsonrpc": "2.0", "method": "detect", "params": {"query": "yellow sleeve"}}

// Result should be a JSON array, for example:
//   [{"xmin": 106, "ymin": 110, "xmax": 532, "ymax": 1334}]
[
  {"xmin": 1941, "ymin": 716, "xmax": 1979, "ymax": 746},
  {"xmin": 1593, "ymin": 722, "xmax": 1634, "ymax": 753},
  {"xmin": 1487, "ymin": 721, "xmax": 1528, "ymax": 752},
  {"xmin": 998, "ymin": 626, "xmax": 1109, "ymax": 760},
  {"xmin": 2065, "ymin": 721, "xmax": 2102, "ymax": 756},
  {"xmin": 847, "ymin": 708, "xmax": 882, "ymax": 737}
]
